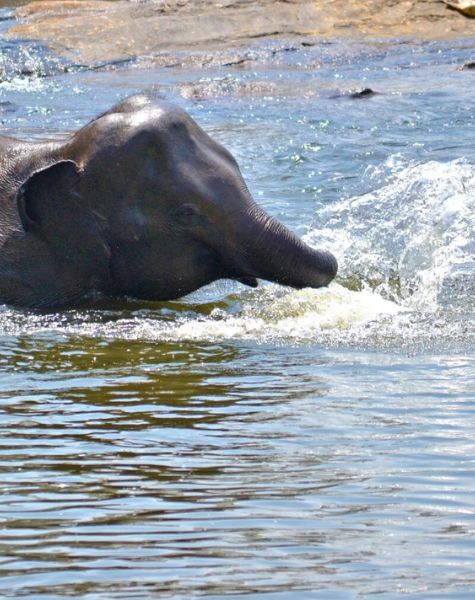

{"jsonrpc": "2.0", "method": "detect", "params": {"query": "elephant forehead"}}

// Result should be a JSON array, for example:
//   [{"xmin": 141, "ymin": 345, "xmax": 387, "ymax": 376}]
[
  {"xmin": 127, "ymin": 104, "xmax": 194, "ymax": 137},
  {"xmin": 128, "ymin": 108, "xmax": 165, "ymax": 129},
  {"xmin": 84, "ymin": 104, "xmax": 193, "ymax": 151}
]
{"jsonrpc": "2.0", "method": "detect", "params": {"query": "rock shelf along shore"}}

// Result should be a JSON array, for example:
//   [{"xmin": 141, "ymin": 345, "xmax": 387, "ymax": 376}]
[{"xmin": 4, "ymin": 0, "xmax": 475, "ymax": 65}]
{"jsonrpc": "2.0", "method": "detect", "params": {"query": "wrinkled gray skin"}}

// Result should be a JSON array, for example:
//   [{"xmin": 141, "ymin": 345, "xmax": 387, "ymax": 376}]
[{"xmin": 0, "ymin": 94, "xmax": 337, "ymax": 308}]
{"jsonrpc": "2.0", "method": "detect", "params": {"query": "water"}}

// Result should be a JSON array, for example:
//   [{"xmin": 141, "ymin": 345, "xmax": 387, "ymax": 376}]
[{"xmin": 1, "ymin": 12, "xmax": 475, "ymax": 597}]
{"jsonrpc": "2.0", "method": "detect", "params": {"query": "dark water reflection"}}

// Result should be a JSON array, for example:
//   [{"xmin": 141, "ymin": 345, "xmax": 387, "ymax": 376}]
[
  {"xmin": 1, "ymin": 336, "xmax": 332, "ymax": 597},
  {"xmin": 1, "ymin": 333, "xmax": 475, "ymax": 597}
]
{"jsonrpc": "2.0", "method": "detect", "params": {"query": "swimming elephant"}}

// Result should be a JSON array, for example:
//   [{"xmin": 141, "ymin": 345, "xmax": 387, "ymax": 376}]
[{"xmin": 0, "ymin": 94, "xmax": 337, "ymax": 308}]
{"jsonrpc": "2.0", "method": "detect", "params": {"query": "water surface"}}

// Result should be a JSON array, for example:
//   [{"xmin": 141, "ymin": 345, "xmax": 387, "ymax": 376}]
[{"xmin": 1, "ymin": 24, "xmax": 475, "ymax": 599}]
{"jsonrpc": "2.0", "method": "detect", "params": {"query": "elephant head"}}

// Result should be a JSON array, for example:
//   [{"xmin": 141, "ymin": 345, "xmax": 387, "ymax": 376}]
[{"xmin": 15, "ymin": 95, "xmax": 337, "ymax": 307}]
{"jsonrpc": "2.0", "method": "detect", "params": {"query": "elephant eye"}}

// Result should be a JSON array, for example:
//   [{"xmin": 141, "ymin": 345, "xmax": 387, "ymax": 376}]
[{"xmin": 176, "ymin": 203, "xmax": 202, "ymax": 224}]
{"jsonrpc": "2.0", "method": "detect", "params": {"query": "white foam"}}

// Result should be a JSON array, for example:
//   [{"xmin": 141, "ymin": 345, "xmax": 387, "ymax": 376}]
[
  {"xmin": 0, "ymin": 77, "xmax": 47, "ymax": 92},
  {"xmin": 160, "ymin": 284, "xmax": 400, "ymax": 343},
  {"xmin": 306, "ymin": 157, "xmax": 475, "ymax": 311},
  {"xmin": 0, "ymin": 283, "xmax": 397, "ymax": 345}
]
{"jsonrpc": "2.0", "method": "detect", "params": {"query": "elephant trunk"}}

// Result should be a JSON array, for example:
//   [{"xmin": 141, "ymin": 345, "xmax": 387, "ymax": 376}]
[{"xmin": 234, "ymin": 205, "xmax": 338, "ymax": 289}]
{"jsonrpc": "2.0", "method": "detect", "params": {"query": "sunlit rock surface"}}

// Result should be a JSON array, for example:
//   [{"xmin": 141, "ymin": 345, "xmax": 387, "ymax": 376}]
[{"xmin": 5, "ymin": 0, "xmax": 474, "ymax": 65}]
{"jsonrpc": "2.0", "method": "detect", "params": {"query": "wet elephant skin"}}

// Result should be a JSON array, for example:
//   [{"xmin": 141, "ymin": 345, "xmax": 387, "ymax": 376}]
[{"xmin": 0, "ymin": 94, "xmax": 337, "ymax": 308}]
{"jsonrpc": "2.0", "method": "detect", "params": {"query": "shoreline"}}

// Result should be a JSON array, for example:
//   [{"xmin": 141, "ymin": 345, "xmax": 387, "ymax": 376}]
[{"xmin": 4, "ymin": 0, "xmax": 475, "ymax": 65}]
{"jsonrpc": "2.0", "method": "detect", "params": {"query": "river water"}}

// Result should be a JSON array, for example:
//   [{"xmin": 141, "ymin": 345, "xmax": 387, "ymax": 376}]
[{"xmin": 1, "ymin": 8, "xmax": 475, "ymax": 598}]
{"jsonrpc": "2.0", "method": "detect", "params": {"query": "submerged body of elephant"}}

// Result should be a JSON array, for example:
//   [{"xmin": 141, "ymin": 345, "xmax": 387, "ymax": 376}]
[{"xmin": 0, "ymin": 94, "xmax": 337, "ymax": 308}]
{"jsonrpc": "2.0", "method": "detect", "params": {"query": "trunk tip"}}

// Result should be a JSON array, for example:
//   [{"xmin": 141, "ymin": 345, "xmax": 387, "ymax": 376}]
[{"xmin": 319, "ymin": 250, "xmax": 338, "ymax": 286}]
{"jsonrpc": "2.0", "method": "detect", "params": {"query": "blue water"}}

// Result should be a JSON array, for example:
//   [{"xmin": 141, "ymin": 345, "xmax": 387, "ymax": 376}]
[{"xmin": 1, "ymin": 12, "xmax": 475, "ymax": 598}]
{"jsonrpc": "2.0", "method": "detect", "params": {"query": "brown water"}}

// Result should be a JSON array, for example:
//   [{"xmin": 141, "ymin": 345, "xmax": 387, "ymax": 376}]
[{"xmin": 2, "ymin": 332, "xmax": 475, "ymax": 598}]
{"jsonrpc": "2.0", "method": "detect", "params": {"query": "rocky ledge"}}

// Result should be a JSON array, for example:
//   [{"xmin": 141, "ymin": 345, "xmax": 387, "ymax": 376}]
[{"xmin": 4, "ymin": 0, "xmax": 475, "ymax": 65}]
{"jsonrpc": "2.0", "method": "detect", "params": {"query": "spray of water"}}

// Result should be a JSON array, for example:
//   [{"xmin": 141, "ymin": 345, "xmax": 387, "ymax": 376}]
[{"xmin": 306, "ymin": 156, "xmax": 475, "ymax": 313}]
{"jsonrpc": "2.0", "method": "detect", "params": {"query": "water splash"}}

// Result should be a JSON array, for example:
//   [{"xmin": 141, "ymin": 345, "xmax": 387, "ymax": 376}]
[
  {"xmin": 0, "ymin": 283, "xmax": 399, "ymax": 346},
  {"xmin": 0, "ymin": 39, "xmax": 68, "ymax": 82},
  {"xmin": 306, "ymin": 156, "xmax": 475, "ymax": 312},
  {"xmin": 165, "ymin": 284, "xmax": 399, "ymax": 343}
]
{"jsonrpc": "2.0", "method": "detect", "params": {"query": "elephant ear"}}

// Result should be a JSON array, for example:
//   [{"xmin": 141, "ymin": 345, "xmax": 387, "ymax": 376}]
[
  {"xmin": 17, "ymin": 160, "xmax": 111, "ymax": 290},
  {"xmin": 17, "ymin": 160, "xmax": 81, "ymax": 232}
]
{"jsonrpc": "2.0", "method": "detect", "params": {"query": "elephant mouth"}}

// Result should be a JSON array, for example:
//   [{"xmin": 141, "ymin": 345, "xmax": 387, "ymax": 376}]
[{"xmin": 221, "ymin": 256, "xmax": 258, "ymax": 288}]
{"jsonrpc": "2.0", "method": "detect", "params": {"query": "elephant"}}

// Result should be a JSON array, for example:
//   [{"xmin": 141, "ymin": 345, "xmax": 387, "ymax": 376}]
[{"xmin": 0, "ymin": 94, "xmax": 337, "ymax": 308}]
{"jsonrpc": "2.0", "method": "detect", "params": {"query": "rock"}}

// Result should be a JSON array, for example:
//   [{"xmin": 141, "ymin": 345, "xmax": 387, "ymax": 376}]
[
  {"xmin": 5, "ymin": 1, "xmax": 475, "ymax": 67},
  {"xmin": 0, "ymin": 101, "xmax": 18, "ymax": 113},
  {"xmin": 442, "ymin": 1, "xmax": 475, "ymax": 17},
  {"xmin": 349, "ymin": 88, "xmax": 377, "ymax": 99}
]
